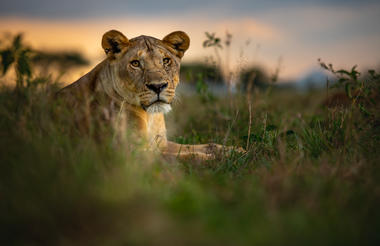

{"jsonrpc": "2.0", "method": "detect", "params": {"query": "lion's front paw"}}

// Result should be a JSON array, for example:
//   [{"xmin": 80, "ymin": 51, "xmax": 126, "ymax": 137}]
[
  {"xmin": 233, "ymin": 146, "xmax": 247, "ymax": 154},
  {"xmin": 206, "ymin": 143, "xmax": 246, "ymax": 155},
  {"xmin": 162, "ymin": 151, "xmax": 215, "ymax": 161}
]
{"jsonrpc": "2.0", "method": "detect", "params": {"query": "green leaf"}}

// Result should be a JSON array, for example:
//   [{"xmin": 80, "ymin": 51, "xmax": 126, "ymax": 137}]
[
  {"xmin": 359, "ymin": 103, "xmax": 370, "ymax": 116},
  {"xmin": 248, "ymin": 133, "xmax": 263, "ymax": 143},
  {"xmin": 205, "ymin": 32, "xmax": 214, "ymax": 39},
  {"xmin": 266, "ymin": 124, "xmax": 277, "ymax": 131},
  {"xmin": 345, "ymin": 83, "xmax": 352, "ymax": 99},
  {"xmin": 319, "ymin": 61, "xmax": 329, "ymax": 70},
  {"xmin": 12, "ymin": 34, "xmax": 23, "ymax": 51},
  {"xmin": 0, "ymin": 49, "xmax": 15, "ymax": 75},
  {"xmin": 351, "ymin": 65, "xmax": 358, "ymax": 73},
  {"xmin": 336, "ymin": 69, "xmax": 350, "ymax": 76},
  {"xmin": 16, "ymin": 50, "xmax": 31, "ymax": 77},
  {"xmin": 350, "ymin": 65, "xmax": 360, "ymax": 81}
]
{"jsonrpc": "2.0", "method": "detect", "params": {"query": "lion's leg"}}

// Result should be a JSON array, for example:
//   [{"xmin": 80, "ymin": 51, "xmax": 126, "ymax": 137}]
[
  {"xmin": 162, "ymin": 151, "xmax": 214, "ymax": 161},
  {"xmin": 164, "ymin": 141, "xmax": 245, "ymax": 158}
]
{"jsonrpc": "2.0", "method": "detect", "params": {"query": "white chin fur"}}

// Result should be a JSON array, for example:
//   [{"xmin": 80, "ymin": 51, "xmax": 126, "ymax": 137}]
[{"xmin": 146, "ymin": 103, "xmax": 172, "ymax": 114}]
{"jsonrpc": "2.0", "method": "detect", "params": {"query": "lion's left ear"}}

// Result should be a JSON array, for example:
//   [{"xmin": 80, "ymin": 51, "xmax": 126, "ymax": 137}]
[
  {"xmin": 162, "ymin": 31, "xmax": 190, "ymax": 58},
  {"xmin": 102, "ymin": 30, "xmax": 129, "ymax": 59}
]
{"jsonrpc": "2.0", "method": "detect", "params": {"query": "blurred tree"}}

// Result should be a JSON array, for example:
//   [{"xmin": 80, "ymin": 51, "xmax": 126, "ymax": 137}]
[
  {"xmin": 239, "ymin": 66, "xmax": 269, "ymax": 91},
  {"xmin": 32, "ymin": 50, "xmax": 89, "ymax": 72},
  {"xmin": 180, "ymin": 62, "xmax": 223, "ymax": 84},
  {"xmin": 0, "ymin": 34, "xmax": 32, "ymax": 88}
]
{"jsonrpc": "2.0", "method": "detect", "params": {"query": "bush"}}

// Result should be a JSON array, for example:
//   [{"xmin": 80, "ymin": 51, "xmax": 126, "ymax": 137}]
[{"xmin": 239, "ymin": 66, "xmax": 269, "ymax": 91}]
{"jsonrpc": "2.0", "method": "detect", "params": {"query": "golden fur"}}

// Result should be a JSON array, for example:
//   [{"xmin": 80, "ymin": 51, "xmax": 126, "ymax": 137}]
[{"xmin": 58, "ymin": 30, "xmax": 243, "ymax": 160}]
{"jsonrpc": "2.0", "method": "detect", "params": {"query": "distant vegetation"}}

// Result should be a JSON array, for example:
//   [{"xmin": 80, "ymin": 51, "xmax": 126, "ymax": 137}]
[
  {"xmin": 0, "ymin": 32, "xmax": 379, "ymax": 245},
  {"xmin": 182, "ymin": 32, "xmax": 277, "ymax": 93},
  {"xmin": 181, "ymin": 62, "xmax": 271, "ymax": 88},
  {"xmin": 0, "ymin": 33, "xmax": 88, "ymax": 88},
  {"xmin": 32, "ymin": 50, "xmax": 89, "ymax": 71},
  {"xmin": 239, "ymin": 65, "xmax": 270, "ymax": 90},
  {"xmin": 180, "ymin": 62, "xmax": 223, "ymax": 84}
]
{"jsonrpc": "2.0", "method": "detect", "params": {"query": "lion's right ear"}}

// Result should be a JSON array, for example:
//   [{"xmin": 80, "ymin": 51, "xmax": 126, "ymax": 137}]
[
  {"xmin": 163, "ymin": 31, "xmax": 190, "ymax": 58},
  {"xmin": 101, "ymin": 30, "xmax": 129, "ymax": 59}
]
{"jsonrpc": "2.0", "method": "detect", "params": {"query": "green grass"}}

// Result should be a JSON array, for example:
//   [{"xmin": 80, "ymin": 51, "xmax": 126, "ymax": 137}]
[{"xmin": 0, "ymin": 76, "xmax": 379, "ymax": 245}]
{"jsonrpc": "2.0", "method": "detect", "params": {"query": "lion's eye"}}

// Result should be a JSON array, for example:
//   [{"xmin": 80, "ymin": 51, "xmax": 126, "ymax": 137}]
[
  {"xmin": 163, "ymin": 57, "xmax": 171, "ymax": 65},
  {"xmin": 130, "ymin": 60, "xmax": 140, "ymax": 67}
]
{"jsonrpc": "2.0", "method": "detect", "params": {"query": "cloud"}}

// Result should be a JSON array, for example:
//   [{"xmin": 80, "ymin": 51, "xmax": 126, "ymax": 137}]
[{"xmin": 1, "ymin": 0, "xmax": 379, "ymax": 18}]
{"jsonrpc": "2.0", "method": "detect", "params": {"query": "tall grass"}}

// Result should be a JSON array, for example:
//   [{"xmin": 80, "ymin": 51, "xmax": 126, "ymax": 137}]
[{"xmin": 0, "ymin": 34, "xmax": 379, "ymax": 245}]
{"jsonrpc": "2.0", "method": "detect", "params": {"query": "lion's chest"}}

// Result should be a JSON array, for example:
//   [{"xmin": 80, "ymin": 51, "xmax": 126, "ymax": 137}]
[
  {"xmin": 146, "ymin": 113, "xmax": 167, "ymax": 149},
  {"xmin": 98, "ymin": 100, "xmax": 168, "ymax": 149}
]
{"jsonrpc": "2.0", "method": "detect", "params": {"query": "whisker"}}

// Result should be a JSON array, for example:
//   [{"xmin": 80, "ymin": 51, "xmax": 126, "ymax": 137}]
[{"xmin": 172, "ymin": 93, "xmax": 182, "ymax": 106}]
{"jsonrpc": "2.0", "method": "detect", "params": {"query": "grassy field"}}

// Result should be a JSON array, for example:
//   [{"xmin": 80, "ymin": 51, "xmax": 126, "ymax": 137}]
[
  {"xmin": 0, "ymin": 34, "xmax": 379, "ymax": 245},
  {"xmin": 0, "ymin": 67, "xmax": 379, "ymax": 245}
]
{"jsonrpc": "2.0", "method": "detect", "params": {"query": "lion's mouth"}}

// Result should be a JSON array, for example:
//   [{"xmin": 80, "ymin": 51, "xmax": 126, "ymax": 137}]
[
  {"xmin": 142, "ymin": 99, "xmax": 169, "ymax": 110},
  {"xmin": 142, "ymin": 99, "xmax": 172, "ymax": 114}
]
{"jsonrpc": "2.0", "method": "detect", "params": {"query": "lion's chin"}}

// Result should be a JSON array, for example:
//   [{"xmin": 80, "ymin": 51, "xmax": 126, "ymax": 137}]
[{"xmin": 145, "ymin": 102, "xmax": 172, "ymax": 114}]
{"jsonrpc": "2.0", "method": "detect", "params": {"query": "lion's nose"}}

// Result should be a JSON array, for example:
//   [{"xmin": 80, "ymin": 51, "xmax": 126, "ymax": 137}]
[{"xmin": 146, "ymin": 83, "xmax": 168, "ymax": 94}]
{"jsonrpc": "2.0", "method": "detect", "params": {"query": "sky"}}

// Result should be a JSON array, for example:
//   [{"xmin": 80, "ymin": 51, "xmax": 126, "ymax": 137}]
[{"xmin": 0, "ymin": 0, "xmax": 379, "ymax": 80}]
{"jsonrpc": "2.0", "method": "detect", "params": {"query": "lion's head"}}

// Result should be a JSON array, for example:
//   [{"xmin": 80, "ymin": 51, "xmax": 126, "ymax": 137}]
[{"xmin": 100, "ymin": 30, "xmax": 190, "ymax": 114}]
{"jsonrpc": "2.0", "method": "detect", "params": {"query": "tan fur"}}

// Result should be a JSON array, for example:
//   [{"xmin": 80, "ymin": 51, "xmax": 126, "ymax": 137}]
[{"xmin": 58, "ymin": 30, "xmax": 244, "ymax": 160}]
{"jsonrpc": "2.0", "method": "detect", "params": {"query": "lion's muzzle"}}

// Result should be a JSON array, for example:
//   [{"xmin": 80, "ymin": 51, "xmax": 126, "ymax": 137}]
[{"xmin": 146, "ymin": 83, "xmax": 168, "ymax": 94}]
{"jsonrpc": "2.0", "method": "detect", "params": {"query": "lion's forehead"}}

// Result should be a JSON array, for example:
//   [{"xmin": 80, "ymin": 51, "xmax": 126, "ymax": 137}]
[
  {"xmin": 128, "ymin": 36, "xmax": 167, "ymax": 54},
  {"xmin": 121, "ymin": 38, "xmax": 171, "ymax": 65},
  {"xmin": 130, "ymin": 35, "xmax": 159, "ymax": 42}
]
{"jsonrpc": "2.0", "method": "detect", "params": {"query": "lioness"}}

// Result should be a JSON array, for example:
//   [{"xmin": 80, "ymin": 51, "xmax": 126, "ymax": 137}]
[{"xmin": 58, "ymin": 30, "xmax": 243, "ymax": 160}]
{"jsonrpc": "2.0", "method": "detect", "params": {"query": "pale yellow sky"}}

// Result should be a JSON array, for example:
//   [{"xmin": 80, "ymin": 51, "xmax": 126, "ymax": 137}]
[
  {"xmin": 0, "ymin": 16, "xmax": 285, "ymax": 78},
  {"xmin": 1, "ymin": 4, "xmax": 379, "ymax": 82}
]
